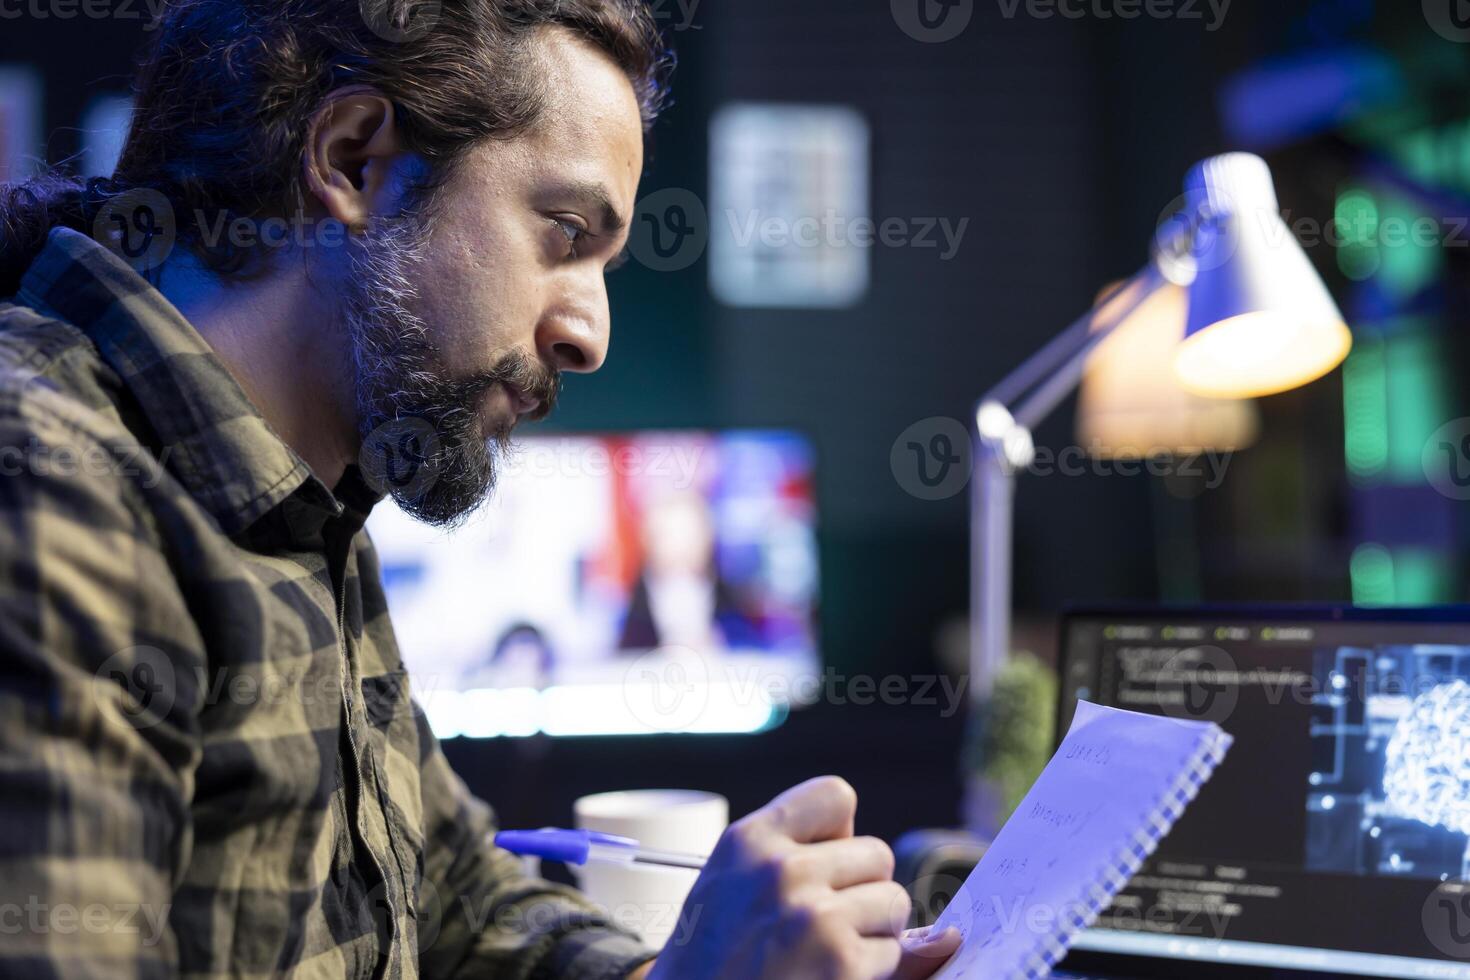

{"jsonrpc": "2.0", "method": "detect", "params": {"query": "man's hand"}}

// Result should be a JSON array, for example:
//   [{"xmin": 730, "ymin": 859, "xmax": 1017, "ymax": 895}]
[{"xmin": 642, "ymin": 776, "xmax": 961, "ymax": 980}]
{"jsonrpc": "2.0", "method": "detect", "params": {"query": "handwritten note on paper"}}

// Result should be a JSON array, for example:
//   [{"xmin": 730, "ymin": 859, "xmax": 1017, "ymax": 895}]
[{"xmin": 929, "ymin": 701, "xmax": 1232, "ymax": 980}]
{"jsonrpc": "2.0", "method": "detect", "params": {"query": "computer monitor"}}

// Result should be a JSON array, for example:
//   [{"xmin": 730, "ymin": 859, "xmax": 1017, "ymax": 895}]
[
  {"xmin": 366, "ymin": 430, "xmax": 820, "ymax": 739},
  {"xmin": 1057, "ymin": 606, "xmax": 1470, "ymax": 979}
]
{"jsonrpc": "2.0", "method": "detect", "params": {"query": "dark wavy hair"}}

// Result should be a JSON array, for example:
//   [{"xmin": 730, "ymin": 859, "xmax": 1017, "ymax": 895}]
[{"xmin": 0, "ymin": 0, "xmax": 671, "ymax": 294}]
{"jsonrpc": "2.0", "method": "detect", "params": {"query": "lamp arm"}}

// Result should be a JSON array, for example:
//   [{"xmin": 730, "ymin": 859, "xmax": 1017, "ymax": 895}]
[
  {"xmin": 990, "ymin": 263, "xmax": 1167, "ymax": 431},
  {"xmin": 968, "ymin": 259, "xmax": 1167, "ymax": 702},
  {"xmin": 1012, "ymin": 264, "xmax": 1167, "ymax": 430}
]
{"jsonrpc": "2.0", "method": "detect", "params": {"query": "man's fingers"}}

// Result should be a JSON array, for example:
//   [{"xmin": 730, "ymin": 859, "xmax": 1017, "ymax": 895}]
[
  {"xmin": 763, "ymin": 775, "xmax": 857, "ymax": 843},
  {"xmin": 827, "ymin": 880, "xmax": 912, "ymax": 937},
  {"xmin": 855, "ymin": 936, "xmax": 904, "ymax": 979},
  {"xmin": 891, "ymin": 926, "xmax": 963, "ymax": 980},
  {"xmin": 795, "ymin": 836, "xmax": 895, "ymax": 889}
]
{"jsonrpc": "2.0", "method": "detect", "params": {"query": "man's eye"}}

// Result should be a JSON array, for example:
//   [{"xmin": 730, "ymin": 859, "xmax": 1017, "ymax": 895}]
[{"xmin": 552, "ymin": 218, "xmax": 588, "ymax": 257}]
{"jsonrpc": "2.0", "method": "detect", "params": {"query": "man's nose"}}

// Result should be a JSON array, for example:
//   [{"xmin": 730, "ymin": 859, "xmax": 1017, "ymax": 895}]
[{"xmin": 537, "ymin": 314, "xmax": 608, "ymax": 374}]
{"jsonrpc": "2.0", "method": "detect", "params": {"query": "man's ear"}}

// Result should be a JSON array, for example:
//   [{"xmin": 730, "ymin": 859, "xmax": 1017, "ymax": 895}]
[{"xmin": 302, "ymin": 87, "xmax": 405, "ymax": 232}]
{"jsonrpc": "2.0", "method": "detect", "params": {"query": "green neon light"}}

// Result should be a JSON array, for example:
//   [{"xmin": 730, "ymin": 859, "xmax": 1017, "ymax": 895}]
[
  {"xmin": 1343, "ymin": 337, "xmax": 1388, "ymax": 481},
  {"xmin": 1336, "ymin": 188, "xmax": 1380, "ymax": 282},
  {"xmin": 1393, "ymin": 548, "xmax": 1452, "ymax": 605},
  {"xmin": 1385, "ymin": 328, "xmax": 1448, "ymax": 483},
  {"xmin": 1350, "ymin": 543, "xmax": 1395, "ymax": 606}
]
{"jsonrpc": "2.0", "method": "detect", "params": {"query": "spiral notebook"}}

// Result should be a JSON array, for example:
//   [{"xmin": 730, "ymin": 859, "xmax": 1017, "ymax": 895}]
[{"xmin": 930, "ymin": 701, "xmax": 1233, "ymax": 979}]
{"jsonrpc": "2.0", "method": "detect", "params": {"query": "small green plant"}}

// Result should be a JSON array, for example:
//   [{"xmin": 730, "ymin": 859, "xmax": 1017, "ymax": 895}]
[{"xmin": 968, "ymin": 652, "xmax": 1058, "ymax": 824}]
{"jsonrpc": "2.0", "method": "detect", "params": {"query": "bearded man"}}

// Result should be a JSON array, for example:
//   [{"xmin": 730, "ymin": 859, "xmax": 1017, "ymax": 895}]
[{"xmin": 0, "ymin": 2, "xmax": 961, "ymax": 977}]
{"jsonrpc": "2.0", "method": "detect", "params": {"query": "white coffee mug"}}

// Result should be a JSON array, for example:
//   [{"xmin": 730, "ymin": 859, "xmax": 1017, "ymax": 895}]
[{"xmin": 571, "ymin": 789, "xmax": 728, "ymax": 949}]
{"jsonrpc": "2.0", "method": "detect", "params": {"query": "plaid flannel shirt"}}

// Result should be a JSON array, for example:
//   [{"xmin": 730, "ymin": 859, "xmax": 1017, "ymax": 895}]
[{"xmin": 0, "ymin": 228, "xmax": 657, "ymax": 980}]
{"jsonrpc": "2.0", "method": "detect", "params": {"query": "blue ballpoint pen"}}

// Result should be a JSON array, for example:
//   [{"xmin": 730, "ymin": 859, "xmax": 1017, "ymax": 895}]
[{"xmin": 495, "ymin": 828, "xmax": 709, "ymax": 870}]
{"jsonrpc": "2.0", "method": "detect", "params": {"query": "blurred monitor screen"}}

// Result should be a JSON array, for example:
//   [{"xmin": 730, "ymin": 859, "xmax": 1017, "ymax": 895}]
[{"xmin": 366, "ymin": 430, "xmax": 820, "ymax": 738}]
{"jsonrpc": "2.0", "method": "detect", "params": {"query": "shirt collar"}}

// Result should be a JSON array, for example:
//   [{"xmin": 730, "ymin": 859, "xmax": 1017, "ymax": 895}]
[{"xmin": 15, "ymin": 227, "xmax": 375, "ymax": 538}]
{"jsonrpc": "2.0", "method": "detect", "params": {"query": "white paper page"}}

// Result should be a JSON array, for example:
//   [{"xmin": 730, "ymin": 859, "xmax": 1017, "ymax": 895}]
[{"xmin": 929, "ymin": 701, "xmax": 1231, "ymax": 980}]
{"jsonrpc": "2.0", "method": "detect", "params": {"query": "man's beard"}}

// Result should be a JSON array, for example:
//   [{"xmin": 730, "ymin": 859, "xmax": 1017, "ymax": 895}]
[{"xmin": 343, "ymin": 209, "xmax": 560, "ymax": 527}]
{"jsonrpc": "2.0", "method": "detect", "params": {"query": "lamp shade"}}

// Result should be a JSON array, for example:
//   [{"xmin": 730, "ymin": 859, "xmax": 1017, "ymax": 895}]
[
  {"xmin": 1078, "ymin": 280, "xmax": 1261, "ymax": 457},
  {"xmin": 1174, "ymin": 153, "xmax": 1352, "ymax": 399}
]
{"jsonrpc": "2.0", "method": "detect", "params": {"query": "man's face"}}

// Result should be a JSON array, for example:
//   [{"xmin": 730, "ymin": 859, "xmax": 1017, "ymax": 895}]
[{"xmin": 349, "ymin": 28, "xmax": 644, "ymax": 525}]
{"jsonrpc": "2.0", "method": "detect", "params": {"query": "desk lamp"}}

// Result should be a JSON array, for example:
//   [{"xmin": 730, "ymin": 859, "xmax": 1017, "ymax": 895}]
[{"xmin": 970, "ymin": 152, "xmax": 1352, "ymax": 697}]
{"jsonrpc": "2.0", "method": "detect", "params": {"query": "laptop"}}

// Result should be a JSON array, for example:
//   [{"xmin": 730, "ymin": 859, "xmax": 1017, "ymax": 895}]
[{"xmin": 1050, "ymin": 605, "xmax": 1470, "ymax": 980}]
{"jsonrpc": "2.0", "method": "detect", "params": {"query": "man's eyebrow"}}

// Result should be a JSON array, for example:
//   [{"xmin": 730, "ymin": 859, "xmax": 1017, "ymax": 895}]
[{"xmin": 554, "ymin": 180, "xmax": 628, "ymax": 236}]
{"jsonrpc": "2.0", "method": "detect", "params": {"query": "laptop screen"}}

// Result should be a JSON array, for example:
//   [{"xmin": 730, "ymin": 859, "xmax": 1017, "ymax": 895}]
[{"xmin": 1057, "ymin": 608, "xmax": 1470, "ymax": 979}]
